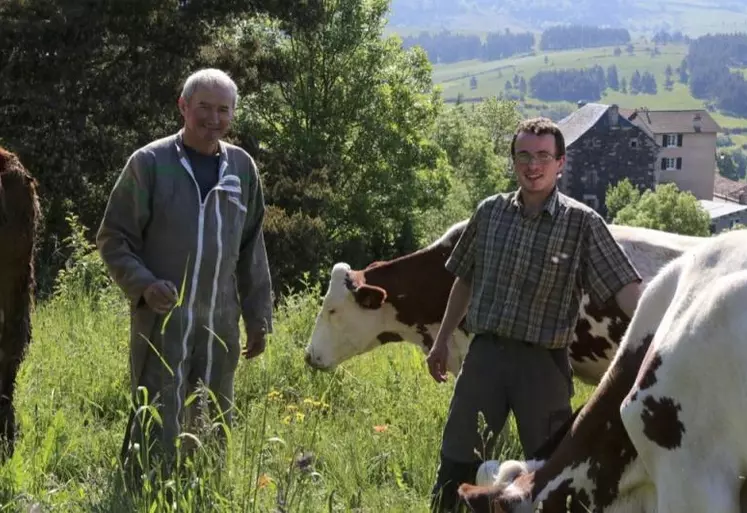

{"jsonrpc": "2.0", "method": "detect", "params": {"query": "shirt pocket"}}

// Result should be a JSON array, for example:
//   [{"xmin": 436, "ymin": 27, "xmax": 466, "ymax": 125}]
[
  {"xmin": 215, "ymin": 174, "xmax": 247, "ymax": 240},
  {"xmin": 541, "ymin": 224, "xmax": 581, "ymax": 303}
]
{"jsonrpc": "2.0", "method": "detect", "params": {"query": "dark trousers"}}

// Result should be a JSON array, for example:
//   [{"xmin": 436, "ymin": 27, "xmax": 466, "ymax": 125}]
[{"xmin": 431, "ymin": 333, "xmax": 573, "ymax": 512}]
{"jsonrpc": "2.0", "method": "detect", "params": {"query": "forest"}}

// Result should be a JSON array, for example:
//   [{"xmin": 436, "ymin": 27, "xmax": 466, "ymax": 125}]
[
  {"xmin": 685, "ymin": 33, "xmax": 747, "ymax": 117},
  {"xmin": 527, "ymin": 65, "xmax": 657, "ymax": 102},
  {"xmin": 400, "ymin": 30, "xmax": 535, "ymax": 63}
]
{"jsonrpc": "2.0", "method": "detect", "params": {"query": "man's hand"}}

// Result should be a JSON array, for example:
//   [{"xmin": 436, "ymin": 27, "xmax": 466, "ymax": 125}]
[
  {"xmin": 243, "ymin": 328, "xmax": 266, "ymax": 360},
  {"xmin": 143, "ymin": 280, "xmax": 178, "ymax": 314},
  {"xmin": 426, "ymin": 339, "xmax": 449, "ymax": 383}
]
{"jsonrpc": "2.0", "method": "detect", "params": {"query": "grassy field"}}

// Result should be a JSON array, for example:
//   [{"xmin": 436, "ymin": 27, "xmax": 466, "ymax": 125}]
[
  {"xmin": 433, "ymin": 42, "xmax": 690, "ymax": 101},
  {"xmin": 1, "ymin": 257, "xmax": 596, "ymax": 512},
  {"xmin": 430, "ymin": 41, "xmax": 747, "ymax": 154},
  {"xmin": 386, "ymin": 0, "xmax": 747, "ymax": 38}
]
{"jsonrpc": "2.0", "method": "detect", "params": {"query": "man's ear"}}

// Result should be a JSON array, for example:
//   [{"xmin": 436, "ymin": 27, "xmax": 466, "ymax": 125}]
[
  {"xmin": 353, "ymin": 284, "xmax": 387, "ymax": 309},
  {"xmin": 178, "ymin": 96, "xmax": 188, "ymax": 117}
]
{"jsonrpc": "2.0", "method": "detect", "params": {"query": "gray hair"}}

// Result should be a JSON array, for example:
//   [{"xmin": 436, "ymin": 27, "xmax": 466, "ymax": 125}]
[{"xmin": 180, "ymin": 68, "xmax": 239, "ymax": 109}]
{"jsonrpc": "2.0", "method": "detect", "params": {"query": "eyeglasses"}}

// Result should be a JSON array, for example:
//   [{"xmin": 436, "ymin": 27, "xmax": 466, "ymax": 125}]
[{"xmin": 513, "ymin": 152, "xmax": 558, "ymax": 165}]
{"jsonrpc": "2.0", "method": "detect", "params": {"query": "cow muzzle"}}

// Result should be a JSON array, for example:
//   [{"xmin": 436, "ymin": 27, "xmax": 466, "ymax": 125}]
[{"xmin": 303, "ymin": 350, "xmax": 333, "ymax": 371}]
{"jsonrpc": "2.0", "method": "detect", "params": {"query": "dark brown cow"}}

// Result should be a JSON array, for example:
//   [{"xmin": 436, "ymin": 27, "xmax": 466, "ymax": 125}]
[
  {"xmin": 458, "ymin": 229, "xmax": 747, "ymax": 513},
  {"xmin": 0, "ymin": 146, "xmax": 40, "ymax": 457},
  {"xmin": 305, "ymin": 221, "xmax": 704, "ymax": 385}
]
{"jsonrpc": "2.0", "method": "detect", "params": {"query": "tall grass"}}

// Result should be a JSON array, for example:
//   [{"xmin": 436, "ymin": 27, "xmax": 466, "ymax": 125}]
[{"xmin": 3, "ymin": 221, "xmax": 594, "ymax": 511}]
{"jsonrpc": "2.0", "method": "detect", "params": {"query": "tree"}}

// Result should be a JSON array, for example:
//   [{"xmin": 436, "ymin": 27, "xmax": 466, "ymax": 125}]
[
  {"xmin": 234, "ymin": 0, "xmax": 451, "ymax": 289},
  {"xmin": 606, "ymin": 65, "xmax": 619, "ymax": 90},
  {"xmin": 717, "ymin": 151, "xmax": 740, "ymax": 181},
  {"xmin": 0, "ymin": 0, "xmax": 282, "ymax": 292},
  {"xmin": 611, "ymin": 183, "xmax": 711, "ymax": 236},
  {"xmin": 605, "ymin": 178, "xmax": 640, "ymax": 221},
  {"xmin": 718, "ymin": 150, "xmax": 747, "ymax": 180},
  {"xmin": 425, "ymin": 99, "xmax": 519, "ymax": 239}
]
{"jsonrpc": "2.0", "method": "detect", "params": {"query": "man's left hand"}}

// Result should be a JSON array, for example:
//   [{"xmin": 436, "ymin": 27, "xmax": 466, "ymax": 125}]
[{"xmin": 242, "ymin": 328, "xmax": 266, "ymax": 360}]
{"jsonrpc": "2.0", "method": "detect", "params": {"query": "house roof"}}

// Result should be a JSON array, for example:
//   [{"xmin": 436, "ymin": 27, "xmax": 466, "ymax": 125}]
[
  {"xmin": 713, "ymin": 171, "xmax": 747, "ymax": 200},
  {"xmin": 698, "ymin": 199, "xmax": 747, "ymax": 219},
  {"xmin": 619, "ymin": 108, "xmax": 721, "ymax": 135},
  {"xmin": 557, "ymin": 103, "xmax": 612, "ymax": 147}
]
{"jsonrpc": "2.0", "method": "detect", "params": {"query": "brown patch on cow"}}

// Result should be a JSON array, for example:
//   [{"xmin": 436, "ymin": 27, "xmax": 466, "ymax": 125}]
[
  {"xmin": 641, "ymin": 396, "xmax": 685, "ymax": 450},
  {"xmin": 352, "ymin": 283, "xmax": 387, "ymax": 309},
  {"xmin": 0, "ymin": 146, "xmax": 40, "ymax": 458},
  {"xmin": 504, "ymin": 333, "xmax": 655, "ymax": 511},
  {"xmin": 416, "ymin": 324, "xmax": 434, "ymax": 349},
  {"xmin": 570, "ymin": 299, "xmax": 631, "ymax": 366},
  {"xmin": 377, "ymin": 332, "xmax": 403, "ymax": 344},
  {"xmin": 535, "ymin": 479, "xmax": 593, "ymax": 513},
  {"xmin": 637, "ymin": 353, "xmax": 663, "ymax": 391},
  {"xmin": 627, "ymin": 347, "xmax": 665, "ymax": 403},
  {"xmin": 356, "ymin": 228, "xmax": 464, "ymax": 329}
]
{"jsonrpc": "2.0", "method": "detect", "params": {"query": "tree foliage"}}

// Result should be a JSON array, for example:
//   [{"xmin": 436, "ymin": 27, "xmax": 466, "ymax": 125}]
[
  {"xmin": 608, "ymin": 181, "xmax": 711, "ymax": 236},
  {"xmin": 401, "ymin": 29, "xmax": 535, "ymax": 63},
  {"xmin": 0, "ymin": 0, "xmax": 281, "ymax": 291},
  {"xmin": 231, "ymin": 0, "xmax": 452, "ymax": 290}
]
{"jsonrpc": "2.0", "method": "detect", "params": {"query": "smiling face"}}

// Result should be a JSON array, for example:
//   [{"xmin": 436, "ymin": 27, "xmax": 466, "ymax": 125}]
[
  {"xmin": 178, "ymin": 83, "xmax": 235, "ymax": 151},
  {"xmin": 513, "ymin": 131, "xmax": 565, "ymax": 198}
]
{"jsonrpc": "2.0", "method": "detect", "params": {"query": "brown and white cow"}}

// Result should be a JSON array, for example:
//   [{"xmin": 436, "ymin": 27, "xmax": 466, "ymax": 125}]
[
  {"xmin": 458, "ymin": 228, "xmax": 747, "ymax": 513},
  {"xmin": 304, "ymin": 221, "xmax": 704, "ymax": 385}
]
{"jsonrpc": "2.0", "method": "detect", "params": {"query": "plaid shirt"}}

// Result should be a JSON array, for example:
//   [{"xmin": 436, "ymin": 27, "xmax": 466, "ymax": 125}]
[{"xmin": 446, "ymin": 187, "xmax": 642, "ymax": 348}]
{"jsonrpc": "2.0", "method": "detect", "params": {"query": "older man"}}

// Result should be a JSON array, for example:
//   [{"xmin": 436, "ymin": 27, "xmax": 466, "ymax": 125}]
[
  {"xmin": 426, "ymin": 117, "xmax": 643, "ymax": 511},
  {"xmin": 97, "ymin": 68, "xmax": 273, "ymax": 471}
]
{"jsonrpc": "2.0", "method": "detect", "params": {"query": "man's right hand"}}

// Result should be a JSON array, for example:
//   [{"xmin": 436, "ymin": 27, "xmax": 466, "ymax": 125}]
[
  {"xmin": 426, "ymin": 340, "xmax": 449, "ymax": 383},
  {"xmin": 143, "ymin": 280, "xmax": 178, "ymax": 314}
]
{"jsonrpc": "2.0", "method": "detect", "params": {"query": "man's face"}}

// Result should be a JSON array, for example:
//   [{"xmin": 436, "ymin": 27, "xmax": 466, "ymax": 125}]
[
  {"xmin": 513, "ymin": 132, "xmax": 565, "ymax": 195},
  {"xmin": 178, "ymin": 84, "xmax": 235, "ymax": 148}
]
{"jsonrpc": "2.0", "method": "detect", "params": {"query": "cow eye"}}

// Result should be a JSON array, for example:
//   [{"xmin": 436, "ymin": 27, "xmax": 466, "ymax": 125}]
[{"xmin": 328, "ymin": 309, "xmax": 336, "ymax": 315}]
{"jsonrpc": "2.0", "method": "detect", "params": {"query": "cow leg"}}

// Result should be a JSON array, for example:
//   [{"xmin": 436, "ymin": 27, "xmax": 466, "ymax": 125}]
[
  {"xmin": 0, "ymin": 347, "xmax": 20, "ymax": 459},
  {"xmin": 0, "ymin": 306, "xmax": 27, "ymax": 460}
]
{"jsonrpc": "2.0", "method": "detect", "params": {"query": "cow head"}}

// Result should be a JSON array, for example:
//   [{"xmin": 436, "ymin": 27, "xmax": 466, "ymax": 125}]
[{"xmin": 305, "ymin": 263, "xmax": 400, "ymax": 370}]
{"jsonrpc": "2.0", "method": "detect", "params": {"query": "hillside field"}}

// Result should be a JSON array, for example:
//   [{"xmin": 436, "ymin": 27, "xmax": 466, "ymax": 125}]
[
  {"xmin": 430, "ymin": 41, "xmax": 747, "ymax": 153},
  {"xmin": 0, "ymin": 277, "xmax": 596, "ymax": 512}
]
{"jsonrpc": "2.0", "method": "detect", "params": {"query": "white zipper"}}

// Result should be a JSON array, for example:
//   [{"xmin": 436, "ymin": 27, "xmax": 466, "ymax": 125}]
[{"xmin": 172, "ymin": 150, "xmax": 228, "ymax": 417}]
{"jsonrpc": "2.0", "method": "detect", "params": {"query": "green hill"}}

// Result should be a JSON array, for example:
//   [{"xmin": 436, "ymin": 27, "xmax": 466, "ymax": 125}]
[
  {"xmin": 387, "ymin": 0, "xmax": 747, "ymax": 38},
  {"xmin": 430, "ymin": 41, "xmax": 747, "ymax": 152}
]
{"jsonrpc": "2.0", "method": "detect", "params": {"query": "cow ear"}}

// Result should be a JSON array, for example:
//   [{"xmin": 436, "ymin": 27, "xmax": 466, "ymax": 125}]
[
  {"xmin": 354, "ymin": 284, "xmax": 387, "ymax": 309},
  {"xmin": 457, "ymin": 483, "xmax": 493, "ymax": 512}
]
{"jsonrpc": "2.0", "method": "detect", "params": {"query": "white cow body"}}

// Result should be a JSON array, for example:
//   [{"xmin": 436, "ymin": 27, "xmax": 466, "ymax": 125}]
[{"xmin": 464, "ymin": 229, "xmax": 747, "ymax": 513}]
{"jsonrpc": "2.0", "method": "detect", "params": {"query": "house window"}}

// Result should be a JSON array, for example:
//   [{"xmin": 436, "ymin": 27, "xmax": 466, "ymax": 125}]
[
  {"xmin": 660, "ymin": 157, "xmax": 682, "ymax": 170},
  {"xmin": 583, "ymin": 194, "xmax": 599, "ymax": 210},
  {"xmin": 582, "ymin": 169, "xmax": 599, "ymax": 188},
  {"xmin": 629, "ymin": 138, "xmax": 638, "ymax": 148},
  {"xmin": 663, "ymin": 134, "xmax": 683, "ymax": 147}
]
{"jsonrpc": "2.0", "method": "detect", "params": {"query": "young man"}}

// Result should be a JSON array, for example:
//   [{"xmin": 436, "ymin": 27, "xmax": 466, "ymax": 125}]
[
  {"xmin": 426, "ymin": 117, "xmax": 642, "ymax": 511},
  {"xmin": 96, "ymin": 68, "xmax": 273, "ymax": 473}
]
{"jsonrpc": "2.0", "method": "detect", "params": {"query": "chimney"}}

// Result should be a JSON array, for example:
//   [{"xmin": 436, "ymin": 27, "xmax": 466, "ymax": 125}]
[
  {"xmin": 693, "ymin": 113, "xmax": 702, "ymax": 132},
  {"xmin": 609, "ymin": 104, "xmax": 619, "ymax": 126}
]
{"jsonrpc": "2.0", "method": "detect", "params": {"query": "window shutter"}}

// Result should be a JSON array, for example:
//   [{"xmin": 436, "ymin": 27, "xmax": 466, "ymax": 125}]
[
  {"xmin": 677, "ymin": 134, "xmax": 683, "ymax": 146},
  {"xmin": 676, "ymin": 157, "xmax": 682, "ymax": 169},
  {"xmin": 661, "ymin": 158, "xmax": 666, "ymax": 170}
]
